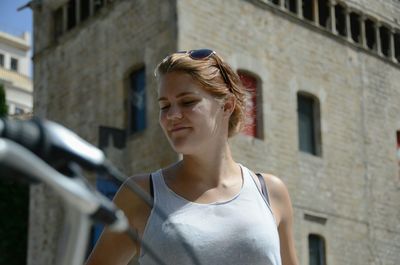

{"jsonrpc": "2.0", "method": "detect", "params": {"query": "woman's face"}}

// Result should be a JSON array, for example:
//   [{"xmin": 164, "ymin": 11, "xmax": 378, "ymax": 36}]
[{"xmin": 158, "ymin": 72, "xmax": 227, "ymax": 154}]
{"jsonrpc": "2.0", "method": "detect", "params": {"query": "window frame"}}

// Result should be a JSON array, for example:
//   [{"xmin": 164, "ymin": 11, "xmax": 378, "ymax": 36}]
[
  {"xmin": 297, "ymin": 91, "xmax": 322, "ymax": 156},
  {"xmin": 126, "ymin": 66, "xmax": 147, "ymax": 135},
  {"xmin": 308, "ymin": 233, "xmax": 326, "ymax": 265},
  {"xmin": 237, "ymin": 70, "xmax": 264, "ymax": 139},
  {"xmin": 10, "ymin": 57, "xmax": 18, "ymax": 72},
  {"xmin": 0, "ymin": 53, "xmax": 4, "ymax": 67}
]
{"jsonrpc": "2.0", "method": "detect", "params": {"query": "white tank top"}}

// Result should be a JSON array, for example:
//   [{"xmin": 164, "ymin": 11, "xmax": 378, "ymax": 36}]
[{"xmin": 138, "ymin": 164, "xmax": 282, "ymax": 265}]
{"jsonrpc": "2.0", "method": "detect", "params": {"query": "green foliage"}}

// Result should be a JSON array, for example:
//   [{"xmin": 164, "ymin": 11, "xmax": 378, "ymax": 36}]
[
  {"xmin": 0, "ymin": 83, "xmax": 28, "ymax": 264},
  {"xmin": 0, "ymin": 83, "xmax": 8, "ymax": 117},
  {"xmin": 0, "ymin": 178, "xmax": 29, "ymax": 265}
]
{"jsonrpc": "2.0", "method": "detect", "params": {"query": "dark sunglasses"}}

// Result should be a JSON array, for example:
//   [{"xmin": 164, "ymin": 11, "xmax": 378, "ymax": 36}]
[
  {"xmin": 177, "ymin": 49, "xmax": 216, "ymax": 60},
  {"xmin": 176, "ymin": 49, "xmax": 229, "ymax": 85}
]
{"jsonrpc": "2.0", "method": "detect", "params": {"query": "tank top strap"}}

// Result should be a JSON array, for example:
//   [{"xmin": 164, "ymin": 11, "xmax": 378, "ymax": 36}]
[
  {"xmin": 239, "ymin": 164, "xmax": 277, "ymax": 224},
  {"xmin": 150, "ymin": 169, "xmax": 186, "ymax": 212}
]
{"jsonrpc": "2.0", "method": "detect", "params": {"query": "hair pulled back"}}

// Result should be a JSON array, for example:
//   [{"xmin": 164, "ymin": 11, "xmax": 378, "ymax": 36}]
[{"xmin": 155, "ymin": 51, "xmax": 247, "ymax": 137}]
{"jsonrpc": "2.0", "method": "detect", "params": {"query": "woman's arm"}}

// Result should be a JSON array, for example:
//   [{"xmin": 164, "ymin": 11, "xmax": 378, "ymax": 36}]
[
  {"xmin": 263, "ymin": 174, "xmax": 299, "ymax": 265},
  {"xmin": 85, "ymin": 175, "xmax": 151, "ymax": 265}
]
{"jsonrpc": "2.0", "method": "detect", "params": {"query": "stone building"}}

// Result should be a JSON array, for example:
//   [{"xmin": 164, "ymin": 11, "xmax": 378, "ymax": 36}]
[
  {"xmin": 30, "ymin": 0, "xmax": 400, "ymax": 264},
  {"xmin": 0, "ymin": 31, "xmax": 33, "ymax": 115}
]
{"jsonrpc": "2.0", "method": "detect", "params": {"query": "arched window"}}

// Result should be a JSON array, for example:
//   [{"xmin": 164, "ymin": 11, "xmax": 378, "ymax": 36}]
[
  {"xmin": 297, "ymin": 92, "xmax": 322, "ymax": 156},
  {"xmin": 309, "ymin": 234, "xmax": 326, "ymax": 265},
  {"xmin": 237, "ymin": 70, "xmax": 263, "ymax": 138}
]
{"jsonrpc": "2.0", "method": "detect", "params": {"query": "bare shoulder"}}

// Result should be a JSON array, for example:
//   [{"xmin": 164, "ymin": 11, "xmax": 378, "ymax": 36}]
[
  {"xmin": 259, "ymin": 173, "xmax": 293, "ymax": 225},
  {"xmin": 260, "ymin": 173, "xmax": 290, "ymax": 199},
  {"xmin": 113, "ymin": 173, "xmax": 152, "ymax": 217}
]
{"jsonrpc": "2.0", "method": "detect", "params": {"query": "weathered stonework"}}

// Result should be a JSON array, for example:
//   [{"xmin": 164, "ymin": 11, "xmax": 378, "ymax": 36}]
[{"xmin": 31, "ymin": 0, "xmax": 400, "ymax": 264}]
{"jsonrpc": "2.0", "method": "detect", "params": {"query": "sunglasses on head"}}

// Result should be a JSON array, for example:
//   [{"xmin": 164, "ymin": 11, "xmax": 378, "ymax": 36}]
[
  {"xmin": 176, "ymin": 49, "xmax": 229, "ymax": 85},
  {"xmin": 177, "ymin": 49, "xmax": 216, "ymax": 60}
]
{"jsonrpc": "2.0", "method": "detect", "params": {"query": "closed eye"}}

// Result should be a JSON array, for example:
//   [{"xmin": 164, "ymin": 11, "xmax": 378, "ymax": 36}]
[
  {"xmin": 159, "ymin": 104, "xmax": 170, "ymax": 111},
  {"xmin": 182, "ymin": 100, "xmax": 197, "ymax": 106}
]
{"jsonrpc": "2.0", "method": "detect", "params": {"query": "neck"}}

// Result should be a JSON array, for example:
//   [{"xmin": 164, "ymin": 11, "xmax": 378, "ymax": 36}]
[{"xmin": 177, "ymin": 141, "xmax": 240, "ymax": 186}]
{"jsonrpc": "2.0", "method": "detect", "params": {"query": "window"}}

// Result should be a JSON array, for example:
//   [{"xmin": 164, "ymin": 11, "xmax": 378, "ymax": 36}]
[
  {"xmin": 297, "ymin": 92, "xmax": 322, "ymax": 156},
  {"xmin": 365, "ymin": 19, "xmax": 376, "ymax": 50},
  {"xmin": 335, "ymin": 4, "xmax": 346, "ymax": 37},
  {"xmin": 350, "ymin": 12, "xmax": 361, "ymax": 44},
  {"xmin": 67, "ymin": 0, "xmax": 76, "ymax": 30},
  {"xmin": 379, "ymin": 25, "xmax": 390, "ymax": 57},
  {"xmin": 395, "ymin": 32, "xmax": 400, "ymax": 62},
  {"xmin": 80, "ymin": 0, "xmax": 90, "ymax": 22},
  {"xmin": 238, "ymin": 71, "xmax": 263, "ymax": 138},
  {"xmin": 94, "ymin": 0, "xmax": 104, "ymax": 13},
  {"xmin": 303, "ymin": 0, "xmax": 314, "ymax": 22},
  {"xmin": 285, "ymin": 0, "xmax": 297, "ymax": 14},
  {"xmin": 309, "ymin": 234, "xmax": 326, "ymax": 265},
  {"xmin": 128, "ymin": 67, "xmax": 146, "ymax": 134},
  {"xmin": 270, "ymin": 0, "xmax": 279, "ymax": 6},
  {"xmin": 318, "ymin": 0, "xmax": 330, "ymax": 28},
  {"xmin": 10, "ymin": 58, "xmax": 18, "ymax": 72},
  {"xmin": 53, "ymin": 7, "xmax": 64, "ymax": 40},
  {"xmin": 0, "ymin": 54, "xmax": 4, "ymax": 67},
  {"xmin": 14, "ymin": 107, "xmax": 25, "ymax": 115}
]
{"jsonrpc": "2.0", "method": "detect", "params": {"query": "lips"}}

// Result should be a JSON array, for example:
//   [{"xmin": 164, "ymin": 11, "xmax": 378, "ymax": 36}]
[
  {"xmin": 170, "ymin": 126, "xmax": 190, "ymax": 133},
  {"xmin": 168, "ymin": 125, "xmax": 191, "ymax": 133}
]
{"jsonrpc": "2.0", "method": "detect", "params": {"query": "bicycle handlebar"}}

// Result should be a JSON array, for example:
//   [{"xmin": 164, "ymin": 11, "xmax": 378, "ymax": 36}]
[{"xmin": 0, "ymin": 138, "xmax": 129, "ymax": 232}]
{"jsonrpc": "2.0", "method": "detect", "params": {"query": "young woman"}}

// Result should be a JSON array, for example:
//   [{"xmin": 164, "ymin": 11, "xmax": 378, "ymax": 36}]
[{"xmin": 86, "ymin": 49, "xmax": 298, "ymax": 265}]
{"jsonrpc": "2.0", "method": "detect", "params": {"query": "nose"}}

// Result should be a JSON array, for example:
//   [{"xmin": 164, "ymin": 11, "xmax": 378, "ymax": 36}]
[{"xmin": 166, "ymin": 104, "xmax": 183, "ymax": 120}]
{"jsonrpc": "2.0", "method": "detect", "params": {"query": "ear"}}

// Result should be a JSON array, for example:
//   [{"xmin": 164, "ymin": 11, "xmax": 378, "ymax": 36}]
[{"xmin": 222, "ymin": 95, "xmax": 235, "ymax": 117}]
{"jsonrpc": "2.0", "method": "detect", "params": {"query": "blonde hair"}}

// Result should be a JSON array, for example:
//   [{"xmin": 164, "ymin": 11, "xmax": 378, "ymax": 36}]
[{"xmin": 155, "ymin": 51, "xmax": 247, "ymax": 137}]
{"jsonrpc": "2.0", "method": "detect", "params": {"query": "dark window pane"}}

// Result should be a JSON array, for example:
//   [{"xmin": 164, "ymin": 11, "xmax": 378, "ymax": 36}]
[
  {"xmin": 271, "ymin": 0, "xmax": 279, "ymax": 6},
  {"xmin": 67, "ymin": 0, "xmax": 76, "ymax": 30},
  {"xmin": 379, "ymin": 26, "xmax": 390, "ymax": 57},
  {"xmin": 395, "ymin": 33, "xmax": 400, "ymax": 62},
  {"xmin": 318, "ymin": 0, "xmax": 330, "ymax": 28},
  {"xmin": 298, "ymin": 95, "xmax": 315, "ymax": 154},
  {"xmin": 14, "ymin": 107, "xmax": 24, "ymax": 115},
  {"xmin": 350, "ymin": 12, "xmax": 361, "ymax": 43},
  {"xmin": 80, "ymin": 0, "xmax": 90, "ymax": 22},
  {"xmin": 10, "ymin": 58, "xmax": 18, "ymax": 72},
  {"xmin": 365, "ymin": 19, "xmax": 376, "ymax": 50},
  {"xmin": 129, "ymin": 68, "xmax": 146, "ymax": 133},
  {"xmin": 397, "ymin": 131, "xmax": 400, "ymax": 149},
  {"xmin": 335, "ymin": 4, "xmax": 346, "ymax": 37},
  {"xmin": 285, "ymin": 0, "xmax": 297, "ymax": 14},
  {"xmin": 94, "ymin": 0, "xmax": 104, "ymax": 12},
  {"xmin": 53, "ymin": 7, "xmax": 63, "ymax": 39},
  {"xmin": 309, "ymin": 234, "xmax": 326, "ymax": 265},
  {"xmin": 0, "ymin": 54, "xmax": 4, "ymax": 67},
  {"xmin": 303, "ymin": 0, "xmax": 314, "ymax": 21}
]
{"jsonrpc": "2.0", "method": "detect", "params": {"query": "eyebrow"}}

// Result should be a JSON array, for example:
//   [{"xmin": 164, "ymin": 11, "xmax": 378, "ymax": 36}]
[{"xmin": 157, "ymin": 91, "xmax": 198, "ymax": 101}]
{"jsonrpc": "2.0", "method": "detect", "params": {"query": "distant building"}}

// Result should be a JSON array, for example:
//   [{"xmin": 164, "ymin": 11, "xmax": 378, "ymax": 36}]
[{"xmin": 0, "ymin": 31, "xmax": 33, "ymax": 115}]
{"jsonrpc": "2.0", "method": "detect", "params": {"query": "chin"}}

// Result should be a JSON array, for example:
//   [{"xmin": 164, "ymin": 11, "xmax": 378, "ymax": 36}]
[{"xmin": 168, "ymin": 138, "xmax": 199, "ymax": 155}]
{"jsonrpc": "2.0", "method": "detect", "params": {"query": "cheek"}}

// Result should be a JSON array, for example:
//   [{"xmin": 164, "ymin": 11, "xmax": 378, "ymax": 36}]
[{"xmin": 159, "ymin": 112, "xmax": 168, "ymax": 130}]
